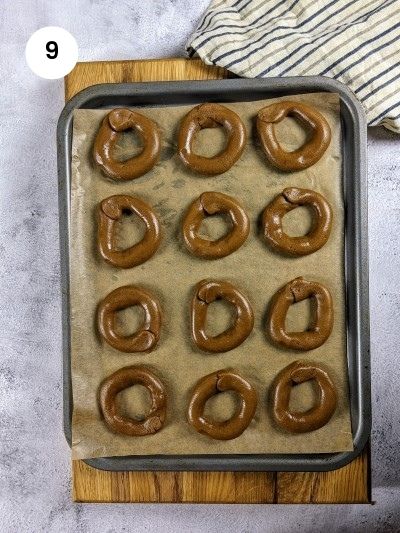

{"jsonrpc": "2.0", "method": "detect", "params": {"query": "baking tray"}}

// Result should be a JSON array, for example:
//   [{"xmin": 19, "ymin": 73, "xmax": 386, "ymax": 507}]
[{"xmin": 57, "ymin": 77, "xmax": 370, "ymax": 472}]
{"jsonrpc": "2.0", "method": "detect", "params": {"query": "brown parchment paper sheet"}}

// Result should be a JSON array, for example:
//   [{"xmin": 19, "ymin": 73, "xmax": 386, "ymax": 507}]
[{"xmin": 70, "ymin": 93, "xmax": 354, "ymax": 459}]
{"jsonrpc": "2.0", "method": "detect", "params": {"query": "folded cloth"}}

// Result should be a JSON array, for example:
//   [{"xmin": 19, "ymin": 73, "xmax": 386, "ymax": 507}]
[{"xmin": 187, "ymin": 0, "xmax": 400, "ymax": 132}]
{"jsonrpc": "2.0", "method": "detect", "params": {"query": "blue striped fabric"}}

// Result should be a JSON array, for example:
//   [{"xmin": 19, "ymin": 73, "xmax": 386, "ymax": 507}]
[{"xmin": 187, "ymin": 0, "xmax": 400, "ymax": 132}]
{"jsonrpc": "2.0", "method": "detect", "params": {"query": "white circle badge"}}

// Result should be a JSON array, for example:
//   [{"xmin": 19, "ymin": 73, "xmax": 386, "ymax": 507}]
[{"xmin": 25, "ymin": 27, "xmax": 78, "ymax": 79}]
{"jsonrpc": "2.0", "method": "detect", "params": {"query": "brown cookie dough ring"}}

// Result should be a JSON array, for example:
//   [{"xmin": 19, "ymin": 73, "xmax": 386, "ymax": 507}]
[
  {"xmin": 270, "ymin": 360, "xmax": 337, "ymax": 433},
  {"xmin": 182, "ymin": 191, "xmax": 250, "ymax": 259},
  {"xmin": 262, "ymin": 187, "xmax": 333, "ymax": 256},
  {"xmin": 93, "ymin": 108, "xmax": 161, "ymax": 180},
  {"xmin": 256, "ymin": 101, "xmax": 331, "ymax": 171},
  {"xmin": 98, "ymin": 195, "xmax": 161, "ymax": 268},
  {"xmin": 99, "ymin": 366, "xmax": 167, "ymax": 436},
  {"xmin": 98, "ymin": 285, "xmax": 161, "ymax": 353},
  {"xmin": 267, "ymin": 277, "xmax": 333, "ymax": 351},
  {"xmin": 191, "ymin": 279, "xmax": 254, "ymax": 353},
  {"xmin": 178, "ymin": 103, "xmax": 247, "ymax": 175},
  {"xmin": 187, "ymin": 369, "xmax": 257, "ymax": 440}
]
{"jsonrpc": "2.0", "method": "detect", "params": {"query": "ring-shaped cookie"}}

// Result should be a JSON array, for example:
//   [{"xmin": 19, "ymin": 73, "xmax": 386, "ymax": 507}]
[
  {"xmin": 262, "ymin": 187, "xmax": 332, "ymax": 256},
  {"xmin": 98, "ymin": 195, "xmax": 161, "ymax": 268},
  {"xmin": 99, "ymin": 366, "xmax": 167, "ymax": 436},
  {"xmin": 98, "ymin": 285, "xmax": 161, "ymax": 353},
  {"xmin": 187, "ymin": 369, "xmax": 257, "ymax": 440},
  {"xmin": 270, "ymin": 360, "xmax": 337, "ymax": 433},
  {"xmin": 178, "ymin": 103, "xmax": 247, "ymax": 175},
  {"xmin": 191, "ymin": 279, "xmax": 254, "ymax": 353},
  {"xmin": 93, "ymin": 108, "xmax": 161, "ymax": 180},
  {"xmin": 182, "ymin": 191, "xmax": 250, "ymax": 259},
  {"xmin": 257, "ymin": 101, "xmax": 331, "ymax": 171},
  {"xmin": 267, "ymin": 277, "xmax": 333, "ymax": 350}
]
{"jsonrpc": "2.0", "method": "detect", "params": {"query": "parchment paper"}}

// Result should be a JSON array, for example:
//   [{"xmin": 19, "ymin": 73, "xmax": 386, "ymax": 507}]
[{"xmin": 70, "ymin": 93, "xmax": 354, "ymax": 459}]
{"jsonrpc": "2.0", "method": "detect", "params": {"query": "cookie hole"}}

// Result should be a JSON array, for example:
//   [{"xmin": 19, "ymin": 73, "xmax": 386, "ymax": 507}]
[
  {"xmin": 282, "ymin": 205, "xmax": 313, "ymax": 237},
  {"xmin": 194, "ymin": 126, "xmax": 228, "ymax": 158},
  {"xmin": 285, "ymin": 298, "xmax": 314, "ymax": 333},
  {"xmin": 113, "ymin": 128, "xmax": 144, "ymax": 161},
  {"xmin": 205, "ymin": 299, "xmax": 235, "ymax": 337},
  {"xmin": 114, "ymin": 305, "xmax": 145, "ymax": 337},
  {"xmin": 199, "ymin": 213, "xmax": 232, "ymax": 241},
  {"xmin": 117, "ymin": 384, "xmax": 151, "ymax": 421},
  {"xmin": 203, "ymin": 390, "xmax": 240, "ymax": 423},
  {"xmin": 289, "ymin": 379, "xmax": 317, "ymax": 413},
  {"xmin": 115, "ymin": 210, "xmax": 146, "ymax": 249},
  {"xmin": 274, "ymin": 115, "xmax": 312, "ymax": 153}
]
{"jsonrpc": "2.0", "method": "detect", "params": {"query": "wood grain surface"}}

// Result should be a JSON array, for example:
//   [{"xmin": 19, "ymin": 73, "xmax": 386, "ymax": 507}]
[
  {"xmin": 65, "ymin": 57, "xmax": 370, "ymax": 504},
  {"xmin": 65, "ymin": 58, "xmax": 230, "ymax": 100},
  {"xmin": 72, "ymin": 455, "xmax": 369, "ymax": 503}
]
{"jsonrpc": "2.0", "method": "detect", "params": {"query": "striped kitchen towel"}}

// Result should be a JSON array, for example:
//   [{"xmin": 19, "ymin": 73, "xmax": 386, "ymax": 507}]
[{"xmin": 187, "ymin": 0, "xmax": 400, "ymax": 132}]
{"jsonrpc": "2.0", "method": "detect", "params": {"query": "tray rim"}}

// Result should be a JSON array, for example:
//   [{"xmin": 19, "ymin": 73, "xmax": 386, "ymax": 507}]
[{"xmin": 57, "ymin": 76, "xmax": 370, "ymax": 472}]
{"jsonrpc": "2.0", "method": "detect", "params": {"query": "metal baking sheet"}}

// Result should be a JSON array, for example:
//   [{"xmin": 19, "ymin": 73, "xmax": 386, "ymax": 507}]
[{"xmin": 57, "ymin": 77, "xmax": 370, "ymax": 472}]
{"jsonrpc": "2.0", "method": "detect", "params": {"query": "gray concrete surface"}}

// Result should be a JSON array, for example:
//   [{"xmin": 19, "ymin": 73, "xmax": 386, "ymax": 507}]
[{"xmin": 0, "ymin": 1, "xmax": 399, "ymax": 531}]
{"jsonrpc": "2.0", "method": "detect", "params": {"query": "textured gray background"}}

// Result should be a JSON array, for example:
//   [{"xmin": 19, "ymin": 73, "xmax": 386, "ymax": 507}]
[{"xmin": 0, "ymin": 1, "xmax": 399, "ymax": 531}]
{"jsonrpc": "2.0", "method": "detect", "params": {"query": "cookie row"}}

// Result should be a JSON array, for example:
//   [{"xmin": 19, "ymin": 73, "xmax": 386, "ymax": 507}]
[
  {"xmin": 93, "ymin": 102, "xmax": 331, "ymax": 179},
  {"xmin": 98, "ymin": 188, "xmax": 332, "ymax": 268},
  {"xmin": 97, "ymin": 277, "xmax": 333, "ymax": 354},
  {"xmin": 99, "ymin": 362, "xmax": 337, "ymax": 440}
]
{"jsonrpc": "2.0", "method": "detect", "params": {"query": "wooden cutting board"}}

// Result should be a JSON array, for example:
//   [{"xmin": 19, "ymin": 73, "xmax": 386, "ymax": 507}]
[{"xmin": 65, "ymin": 57, "xmax": 370, "ymax": 504}]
